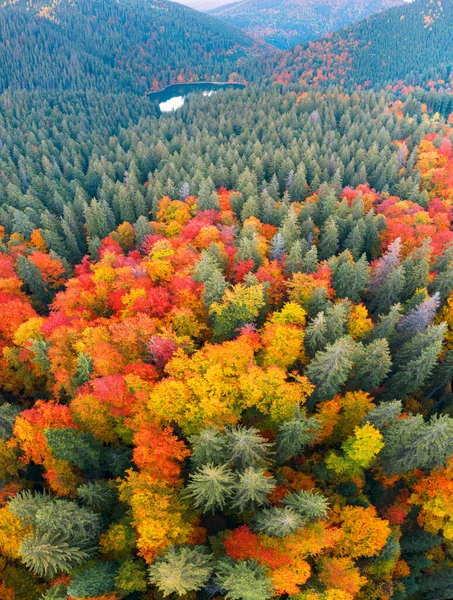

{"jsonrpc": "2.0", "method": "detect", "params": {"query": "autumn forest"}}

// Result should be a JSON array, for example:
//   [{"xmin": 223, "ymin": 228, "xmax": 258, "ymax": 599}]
[{"xmin": 1, "ymin": 0, "xmax": 453, "ymax": 599}]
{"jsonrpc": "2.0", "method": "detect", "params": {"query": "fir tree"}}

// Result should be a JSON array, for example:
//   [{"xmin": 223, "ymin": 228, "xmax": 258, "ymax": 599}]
[
  {"xmin": 306, "ymin": 337, "xmax": 357, "ymax": 402},
  {"xmin": 186, "ymin": 464, "xmax": 235, "ymax": 513},
  {"xmin": 148, "ymin": 546, "xmax": 214, "ymax": 597},
  {"xmin": 254, "ymin": 507, "xmax": 305, "ymax": 537},
  {"xmin": 231, "ymin": 467, "xmax": 275, "ymax": 512},
  {"xmin": 215, "ymin": 559, "xmax": 273, "ymax": 600},
  {"xmin": 224, "ymin": 426, "xmax": 272, "ymax": 469},
  {"xmin": 276, "ymin": 415, "xmax": 320, "ymax": 462}
]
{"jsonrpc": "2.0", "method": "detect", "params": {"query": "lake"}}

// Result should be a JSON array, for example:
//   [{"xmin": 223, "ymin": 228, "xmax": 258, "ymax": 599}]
[{"xmin": 147, "ymin": 82, "xmax": 246, "ymax": 113}]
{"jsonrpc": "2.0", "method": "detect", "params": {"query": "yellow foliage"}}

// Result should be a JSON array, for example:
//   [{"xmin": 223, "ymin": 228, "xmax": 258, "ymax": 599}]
[
  {"xmin": 348, "ymin": 304, "xmax": 373, "ymax": 340},
  {"xmin": 261, "ymin": 323, "xmax": 305, "ymax": 370},
  {"xmin": 118, "ymin": 471, "xmax": 193, "ymax": 563},
  {"xmin": 0, "ymin": 507, "xmax": 30, "ymax": 559}
]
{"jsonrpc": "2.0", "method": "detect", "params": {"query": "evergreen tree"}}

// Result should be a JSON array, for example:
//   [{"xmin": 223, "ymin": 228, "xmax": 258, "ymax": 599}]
[
  {"xmin": 254, "ymin": 507, "xmax": 305, "ymax": 537},
  {"xmin": 66, "ymin": 561, "xmax": 118, "ymax": 598},
  {"xmin": 282, "ymin": 490, "xmax": 329, "ymax": 522},
  {"xmin": 215, "ymin": 559, "xmax": 273, "ymax": 600},
  {"xmin": 276, "ymin": 415, "xmax": 321, "ymax": 462},
  {"xmin": 380, "ymin": 414, "xmax": 453, "ymax": 475},
  {"xmin": 318, "ymin": 217, "xmax": 339, "ymax": 261},
  {"xmin": 186, "ymin": 464, "xmax": 235, "ymax": 513},
  {"xmin": 189, "ymin": 428, "xmax": 228, "ymax": 468},
  {"xmin": 224, "ymin": 426, "xmax": 272, "ymax": 469},
  {"xmin": 386, "ymin": 323, "xmax": 446, "ymax": 399},
  {"xmin": 148, "ymin": 546, "xmax": 214, "ymax": 597},
  {"xmin": 305, "ymin": 337, "xmax": 357, "ymax": 402},
  {"xmin": 232, "ymin": 467, "xmax": 275, "ymax": 512}
]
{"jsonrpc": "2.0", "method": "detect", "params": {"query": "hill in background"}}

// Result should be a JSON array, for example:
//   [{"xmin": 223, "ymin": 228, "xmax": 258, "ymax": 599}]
[
  {"xmin": 0, "ymin": 0, "xmax": 265, "ymax": 93},
  {"xmin": 210, "ymin": 0, "xmax": 407, "ymax": 49},
  {"xmin": 271, "ymin": 0, "xmax": 453, "ymax": 93}
]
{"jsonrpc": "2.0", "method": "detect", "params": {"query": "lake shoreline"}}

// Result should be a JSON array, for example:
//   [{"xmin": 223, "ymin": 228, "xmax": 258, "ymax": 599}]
[{"xmin": 146, "ymin": 81, "xmax": 247, "ymax": 98}]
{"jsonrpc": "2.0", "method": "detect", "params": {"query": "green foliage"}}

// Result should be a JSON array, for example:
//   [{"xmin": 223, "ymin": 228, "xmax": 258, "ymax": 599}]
[
  {"xmin": 189, "ymin": 428, "xmax": 229, "ymax": 468},
  {"xmin": 0, "ymin": 403, "xmax": 21, "ymax": 439},
  {"xmin": 224, "ymin": 426, "xmax": 272, "ymax": 469},
  {"xmin": 305, "ymin": 336, "xmax": 357, "ymax": 402},
  {"xmin": 276, "ymin": 416, "xmax": 320, "ymax": 462},
  {"xmin": 231, "ymin": 467, "xmax": 276, "ymax": 512},
  {"xmin": 186, "ymin": 464, "xmax": 235, "ymax": 513},
  {"xmin": 66, "ymin": 561, "xmax": 118, "ymax": 598},
  {"xmin": 148, "ymin": 546, "xmax": 214, "ymax": 597},
  {"xmin": 76, "ymin": 481, "xmax": 118, "ymax": 512},
  {"xmin": 44, "ymin": 427, "xmax": 103, "ymax": 472},
  {"xmin": 282, "ymin": 490, "xmax": 330, "ymax": 522},
  {"xmin": 115, "ymin": 558, "xmax": 148, "ymax": 594},
  {"xmin": 215, "ymin": 559, "xmax": 273, "ymax": 600},
  {"xmin": 19, "ymin": 531, "xmax": 91, "ymax": 579},
  {"xmin": 380, "ymin": 414, "xmax": 453, "ymax": 475},
  {"xmin": 254, "ymin": 506, "xmax": 305, "ymax": 537}
]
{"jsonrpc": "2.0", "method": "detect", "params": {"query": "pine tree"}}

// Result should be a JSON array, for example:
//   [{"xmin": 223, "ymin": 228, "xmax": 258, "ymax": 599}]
[
  {"xmin": 282, "ymin": 490, "xmax": 329, "ymax": 522},
  {"xmin": 231, "ymin": 467, "xmax": 275, "ymax": 512},
  {"xmin": 302, "ymin": 245, "xmax": 318, "ymax": 274},
  {"xmin": 402, "ymin": 239, "xmax": 431, "ymax": 301},
  {"xmin": 66, "ymin": 561, "xmax": 118, "ymax": 598},
  {"xmin": 254, "ymin": 507, "xmax": 305, "ymax": 537},
  {"xmin": 380, "ymin": 414, "xmax": 453, "ymax": 475},
  {"xmin": 397, "ymin": 293, "xmax": 440, "ymax": 337},
  {"xmin": 186, "ymin": 464, "xmax": 235, "ymax": 513},
  {"xmin": 0, "ymin": 403, "xmax": 20, "ymax": 440},
  {"xmin": 149, "ymin": 546, "xmax": 214, "ymax": 597},
  {"xmin": 215, "ymin": 559, "xmax": 273, "ymax": 600},
  {"xmin": 352, "ymin": 339, "xmax": 392, "ymax": 391},
  {"xmin": 318, "ymin": 217, "xmax": 339, "ymax": 261},
  {"xmin": 276, "ymin": 415, "xmax": 321, "ymax": 462},
  {"xmin": 77, "ymin": 481, "xmax": 117, "ymax": 512},
  {"xmin": 386, "ymin": 323, "xmax": 446, "ymax": 399},
  {"xmin": 363, "ymin": 400, "xmax": 403, "ymax": 430},
  {"xmin": 270, "ymin": 233, "xmax": 285, "ymax": 261},
  {"xmin": 189, "ymin": 428, "xmax": 228, "ymax": 468},
  {"xmin": 224, "ymin": 426, "xmax": 272, "ymax": 469},
  {"xmin": 305, "ymin": 312, "xmax": 328, "ymax": 356},
  {"xmin": 305, "ymin": 337, "xmax": 357, "ymax": 402},
  {"xmin": 19, "ymin": 531, "xmax": 91, "ymax": 578}
]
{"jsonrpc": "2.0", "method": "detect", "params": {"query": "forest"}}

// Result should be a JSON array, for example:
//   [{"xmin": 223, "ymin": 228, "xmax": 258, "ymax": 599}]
[
  {"xmin": 1, "ymin": 81, "xmax": 453, "ymax": 598},
  {"xmin": 1, "ymin": 0, "xmax": 453, "ymax": 598}
]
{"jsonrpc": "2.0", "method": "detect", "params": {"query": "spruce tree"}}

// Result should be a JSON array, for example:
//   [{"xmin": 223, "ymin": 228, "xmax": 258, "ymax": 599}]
[
  {"xmin": 149, "ymin": 546, "xmax": 214, "ymax": 597},
  {"xmin": 215, "ymin": 559, "xmax": 273, "ymax": 600},
  {"xmin": 186, "ymin": 464, "xmax": 234, "ymax": 513},
  {"xmin": 305, "ymin": 337, "xmax": 357, "ymax": 402}
]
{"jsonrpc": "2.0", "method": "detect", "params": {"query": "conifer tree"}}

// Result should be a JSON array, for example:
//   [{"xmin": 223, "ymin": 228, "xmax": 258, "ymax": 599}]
[
  {"xmin": 305, "ymin": 337, "xmax": 357, "ymax": 402},
  {"xmin": 215, "ymin": 559, "xmax": 273, "ymax": 600},
  {"xmin": 232, "ymin": 467, "xmax": 276, "ymax": 512},
  {"xmin": 186, "ymin": 464, "xmax": 235, "ymax": 513},
  {"xmin": 149, "ymin": 546, "xmax": 214, "ymax": 597},
  {"xmin": 276, "ymin": 415, "xmax": 321, "ymax": 462}
]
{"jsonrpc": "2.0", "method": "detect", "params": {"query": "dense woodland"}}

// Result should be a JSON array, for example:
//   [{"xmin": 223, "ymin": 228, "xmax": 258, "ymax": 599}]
[
  {"xmin": 0, "ymin": 0, "xmax": 264, "ymax": 93},
  {"xmin": 274, "ymin": 0, "xmax": 453, "ymax": 93},
  {"xmin": 1, "ymin": 0, "xmax": 453, "ymax": 598},
  {"xmin": 210, "ymin": 0, "xmax": 404, "ymax": 49}
]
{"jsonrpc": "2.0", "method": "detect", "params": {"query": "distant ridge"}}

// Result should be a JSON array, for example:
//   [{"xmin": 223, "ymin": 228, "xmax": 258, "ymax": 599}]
[
  {"xmin": 0, "ymin": 0, "xmax": 263, "ymax": 93},
  {"xmin": 210, "ymin": 0, "xmax": 407, "ymax": 49}
]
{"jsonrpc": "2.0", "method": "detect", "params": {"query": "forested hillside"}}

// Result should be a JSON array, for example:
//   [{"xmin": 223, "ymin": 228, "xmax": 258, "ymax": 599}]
[
  {"xmin": 210, "ymin": 0, "xmax": 405, "ymax": 49},
  {"xmin": 273, "ymin": 0, "xmax": 453, "ymax": 92},
  {"xmin": 0, "ymin": 0, "xmax": 263, "ymax": 92},
  {"xmin": 1, "ymin": 81, "xmax": 453, "ymax": 598},
  {"xmin": 2, "ymin": 0, "xmax": 453, "ymax": 598}
]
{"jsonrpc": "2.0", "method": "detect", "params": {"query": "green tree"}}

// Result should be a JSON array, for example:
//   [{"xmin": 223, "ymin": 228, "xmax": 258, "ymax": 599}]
[{"xmin": 148, "ymin": 546, "xmax": 214, "ymax": 597}]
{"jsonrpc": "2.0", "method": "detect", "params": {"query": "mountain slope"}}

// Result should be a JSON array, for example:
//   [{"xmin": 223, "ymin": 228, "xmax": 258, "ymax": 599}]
[
  {"xmin": 272, "ymin": 0, "xmax": 453, "ymax": 92},
  {"xmin": 210, "ymin": 0, "xmax": 406, "ymax": 49},
  {"xmin": 0, "ymin": 0, "xmax": 263, "ymax": 93}
]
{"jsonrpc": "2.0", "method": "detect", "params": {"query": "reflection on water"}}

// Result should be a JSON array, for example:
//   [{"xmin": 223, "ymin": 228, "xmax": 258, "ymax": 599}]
[
  {"xmin": 159, "ymin": 96, "xmax": 185, "ymax": 112},
  {"xmin": 149, "ymin": 81, "xmax": 246, "ymax": 113}
]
